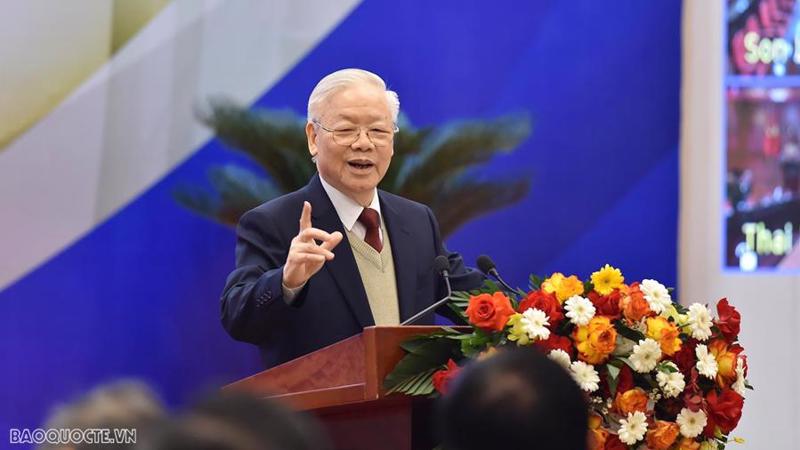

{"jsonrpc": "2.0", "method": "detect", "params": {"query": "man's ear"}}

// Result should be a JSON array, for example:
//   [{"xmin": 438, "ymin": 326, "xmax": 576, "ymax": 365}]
[{"xmin": 306, "ymin": 122, "xmax": 318, "ymax": 159}]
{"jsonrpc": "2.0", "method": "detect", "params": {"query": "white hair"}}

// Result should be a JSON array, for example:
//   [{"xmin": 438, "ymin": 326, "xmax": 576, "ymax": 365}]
[{"xmin": 307, "ymin": 68, "xmax": 400, "ymax": 123}]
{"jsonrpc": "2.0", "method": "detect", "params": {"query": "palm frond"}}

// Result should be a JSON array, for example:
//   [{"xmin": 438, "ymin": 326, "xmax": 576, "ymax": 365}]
[
  {"xmin": 173, "ymin": 164, "xmax": 279, "ymax": 225},
  {"xmin": 393, "ymin": 113, "xmax": 532, "ymax": 199},
  {"xmin": 430, "ymin": 174, "xmax": 531, "ymax": 237},
  {"xmin": 200, "ymin": 98, "xmax": 314, "ymax": 191}
]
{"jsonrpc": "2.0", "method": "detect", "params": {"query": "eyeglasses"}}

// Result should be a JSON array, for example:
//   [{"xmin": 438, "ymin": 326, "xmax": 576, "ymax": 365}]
[{"xmin": 312, "ymin": 119, "xmax": 399, "ymax": 147}]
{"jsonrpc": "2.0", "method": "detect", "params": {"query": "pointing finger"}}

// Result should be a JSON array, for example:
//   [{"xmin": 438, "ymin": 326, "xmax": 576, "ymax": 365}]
[{"xmin": 299, "ymin": 201, "xmax": 312, "ymax": 232}]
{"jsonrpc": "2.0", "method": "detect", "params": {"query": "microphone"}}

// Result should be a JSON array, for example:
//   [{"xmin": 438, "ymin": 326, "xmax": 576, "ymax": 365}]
[
  {"xmin": 476, "ymin": 254, "xmax": 519, "ymax": 294},
  {"xmin": 401, "ymin": 256, "xmax": 452, "ymax": 326}
]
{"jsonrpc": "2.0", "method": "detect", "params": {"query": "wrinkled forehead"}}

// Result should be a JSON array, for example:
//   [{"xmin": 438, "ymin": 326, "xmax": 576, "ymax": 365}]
[{"xmin": 320, "ymin": 85, "xmax": 392, "ymax": 123}]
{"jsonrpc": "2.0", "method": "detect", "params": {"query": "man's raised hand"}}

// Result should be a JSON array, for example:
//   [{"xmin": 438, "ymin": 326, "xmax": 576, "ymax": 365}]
[{"xmin": 282, "ymin": 201, "xmax": 343, "ymax": 289}]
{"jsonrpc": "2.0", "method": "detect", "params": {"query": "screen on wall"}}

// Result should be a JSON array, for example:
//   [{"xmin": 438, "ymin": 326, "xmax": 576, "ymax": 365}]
[{"xmin": 725, "ymin": 0, "xmax": 800, "ymax": 271}]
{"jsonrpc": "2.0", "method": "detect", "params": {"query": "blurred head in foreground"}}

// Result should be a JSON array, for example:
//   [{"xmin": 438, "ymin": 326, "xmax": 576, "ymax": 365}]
[
  {"xmin": 41, "ymin": 379, "xmax": 165, "ymax": 450},
  {"xmin": 142, "ymin": 392, "xmax": 330, "ymax": 450},
  {"xmin": 438, "ymin": 348, "xmax": 589, "ymax": 450}
]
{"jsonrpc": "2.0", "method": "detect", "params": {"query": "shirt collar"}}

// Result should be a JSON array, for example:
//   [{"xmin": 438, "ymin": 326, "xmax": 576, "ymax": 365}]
[{"xmin": 318, "ymin": 174, "xmax": 381, "ymax": 231}]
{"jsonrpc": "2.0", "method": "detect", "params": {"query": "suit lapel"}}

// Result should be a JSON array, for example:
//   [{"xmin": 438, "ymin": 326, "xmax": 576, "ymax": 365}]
[
  {"xmin": 305, "ymin": 174, "xmax": 375, "ymax": 328},
  {"xmin": 379, "ymin": 192, "xmax": 417, "ymax": 322}
]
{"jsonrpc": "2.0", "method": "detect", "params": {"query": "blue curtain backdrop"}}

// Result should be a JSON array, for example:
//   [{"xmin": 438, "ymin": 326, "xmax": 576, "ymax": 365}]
[{"xmin": 0, "ymin": 0, "xmax": 681, "ymax": 431}]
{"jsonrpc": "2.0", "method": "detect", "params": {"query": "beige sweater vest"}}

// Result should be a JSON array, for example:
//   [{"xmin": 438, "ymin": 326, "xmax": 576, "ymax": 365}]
[{"xmin": 345, "ymin": 216, "xmax": 400, "ymax": 325}]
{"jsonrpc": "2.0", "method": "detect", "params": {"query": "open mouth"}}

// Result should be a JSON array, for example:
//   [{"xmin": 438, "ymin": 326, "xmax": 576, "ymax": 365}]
[{"xmin": 347, "ymin": 160, "xmax": 374, "ymax": 170}]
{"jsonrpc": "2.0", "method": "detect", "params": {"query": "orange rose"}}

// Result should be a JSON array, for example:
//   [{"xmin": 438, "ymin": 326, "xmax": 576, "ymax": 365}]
[
  {"xmin": 620, "ymin": 283, "xmax": 654, "ymax": 322},
  {"xmin": 588, "ymin": 413, "xmax": 608, "ymax": 450},
  {"xmin": 465, "ymin": 292, "xmax": 515, "ymax": 332},
  {"xmin": 675, "ymin": 438, "xmax": 701, "ymax": 450},
  {"xmin": 614, "ymin": 387, "xmax": 649, "ymax": 415},
  {"xmin": 708, "ymin": 338, "xmax": 743, "ymax": 387},
  {"xmin": 646, "ymin": 420, "xmax": 680, "ymax": 450},
  {"xmin": 573, "ymin": 316, "xmax": 617, "ymax": 364},
  {"xmin": 646, "ymin": 316, "xmax": 682, "ymax": 356},
  {"xmin": 588, "ymin": 428, "xmax": 608, "ymax": 450}
]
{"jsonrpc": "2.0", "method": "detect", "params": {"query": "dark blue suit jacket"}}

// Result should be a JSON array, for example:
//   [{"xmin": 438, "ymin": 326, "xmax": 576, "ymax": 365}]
[{"xmin": 221, "ymin": 174, "xmax": 484, "ymax": 368}]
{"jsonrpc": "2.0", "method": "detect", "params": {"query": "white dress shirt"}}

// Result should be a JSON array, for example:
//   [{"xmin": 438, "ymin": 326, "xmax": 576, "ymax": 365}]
[{"xmin": 318, "ymin": 175, "xmax": 383, "ymax": 244}]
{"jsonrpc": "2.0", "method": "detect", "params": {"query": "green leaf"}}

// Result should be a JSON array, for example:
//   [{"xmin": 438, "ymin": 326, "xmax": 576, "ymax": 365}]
[
  {"xmin": 606, "ymin": 363, "xmax": 621, "ymax": 397},
  {"xmin": 614, "ymin": 320, "xmax": 645, "ymax": 342},
  {"xmin": 529, "ymin": 274, "xmax": 543, "ymax": 291},
  {"xmin": 607, "ymin": 363, "xmax": 621, "ymax": 380},
  {"xmin": 656, "ymin": 361, "xmax": 678, "ymax": 373},
  {"xmin": 384, "ymin": 336, "xmax": 461, "ymax": 394},
  {"xmin": 386, "ymin": 368, "xmax": 438, "ymax": 396}
]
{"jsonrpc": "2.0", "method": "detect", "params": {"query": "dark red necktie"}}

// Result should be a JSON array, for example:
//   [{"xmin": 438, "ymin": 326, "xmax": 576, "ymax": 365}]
[{"xmin": 357, "ymin": 208, "xmax": 383, "ymax": 252}]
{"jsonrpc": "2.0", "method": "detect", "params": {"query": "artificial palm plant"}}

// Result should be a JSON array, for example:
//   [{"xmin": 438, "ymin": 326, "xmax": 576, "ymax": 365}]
[{"xmin": 174, "ymin": 98, "xmax": 533, "ymax": 237}]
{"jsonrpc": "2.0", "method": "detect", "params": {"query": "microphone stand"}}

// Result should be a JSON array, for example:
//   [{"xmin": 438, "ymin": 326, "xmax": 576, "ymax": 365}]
[{"xmin": 401, "ymin": 270, "xmax": 452, "ymax": 326}]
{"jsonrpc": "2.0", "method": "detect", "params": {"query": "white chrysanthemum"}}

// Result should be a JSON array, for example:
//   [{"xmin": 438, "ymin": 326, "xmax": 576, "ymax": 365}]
[
  {"xmin": 548, "ymin": 349, "xmax": 571, "ymax": 370},
  {"xmin": 618, "ymin": 411, "xmax": 648, "ymax": 445},
  {"xmin": 640, "ymin": 279, "xmax": 672, "ymax": 314},
  {"xmin": 519, "ymin": 308, "xmax": 551, "ymax": 341},
  {"xmin": 732, "ymin": 356, "xmax": 746, "ymax": 395},
  {"xmin": 569, "ymin": 360, "xmax": 600, "ymax": 392},
  {"xmin": 695, "ymin": 344, "xmax": 718, "ymax": 379},
  {"xmin": 629, "ymin": 338, "xmax": 662, "ymax": 373},
  {"xmin": 676, "ymin": 407, "xmax": 707, "ymax": 438},
  {"xmin": 564, "ymin": 295, "xmax": 596, "ymax": 326},
  {"xmin": 656, "ymin": 363, "xmax": 686, "ymax": 398},
  {"xmin": 687, "ymin": 303, "xmax": 713, "ymax": 341}
]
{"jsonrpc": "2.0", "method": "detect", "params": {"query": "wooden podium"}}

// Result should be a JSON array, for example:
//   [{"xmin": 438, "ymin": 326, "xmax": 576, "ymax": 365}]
[{"xmin": 224, "ymin": 326, "xmax": 449, "ymax": 450}]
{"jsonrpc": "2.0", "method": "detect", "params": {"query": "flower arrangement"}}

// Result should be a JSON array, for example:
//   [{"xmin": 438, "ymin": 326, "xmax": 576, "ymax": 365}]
[{"xmin": 383, "ymin": 265, "xmax": 751, "ymax": 450}]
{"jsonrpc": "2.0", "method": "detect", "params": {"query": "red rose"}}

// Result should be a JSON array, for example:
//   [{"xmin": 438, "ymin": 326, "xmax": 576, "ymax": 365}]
[
  {"xmin": 518, "ymin": 290, "xmax": 564, "ymax": 328},
  {"xmin": 671, "ymin": 339, "xmax": 698, "ymax": 376},
  {"xmin": 715, "ymin": 298, "xmax": 741, "ymax": 341},
  {"xmin": 704, "ymin": 389, "xmax": 744, "ymax": 436},
  {"xmin": 465, "ymin": 292, "xmax": 515, "ymax": 332},
  {"xmin": 616, "ymin": 364, "xmax": 635, "ymax": 394},
  {"xmin": 587, "ymin": 290, "xmax": 622, "ymax": 320},
  {"xmin": 603, "ymin": 434, "xmax": 628, "ymax": 450},
  {"xmin": 432, "ymin": 359, "xmax": 461, "ymax": 395},
  {"xmin": 533, "ymin": 334, "xmax": 574, "ymax": 358},
  {"xmin": 656, "ymin": 396, "xmax": 684, "ymax": 421}
]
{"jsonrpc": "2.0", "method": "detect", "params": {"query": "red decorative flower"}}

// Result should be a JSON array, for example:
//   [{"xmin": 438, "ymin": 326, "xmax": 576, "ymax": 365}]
[
  {"xmin": 432, "ymin": 359, "xmax": 461, "ymax": 395},
  {"xmin": 616, "ymin": 364, "xmax": 635, "ymax": 394},
  {"xmin": 715, "ymin": 298, "xmax": 741, "ymax": 341},
  {"xmin": 518, "ymin": 290, "xmax": 564, "ymax": 328},
  {"xmin": 533, "ymin": 333, "xmax": 574, "ymax": 358},
  {"xmin": 670, "ymin": 338, "xmax": 697, "ymax": 376},
  {"xmin": 704, "ymin": 389, "xmax": 744, "ymax": 436},
  {"xmin": 587, "ymin": 290, "xmax": 622, "ymax": 320}
]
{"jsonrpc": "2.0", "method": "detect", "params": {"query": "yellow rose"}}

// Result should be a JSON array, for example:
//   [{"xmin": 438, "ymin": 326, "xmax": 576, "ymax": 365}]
[
  {"xmin": 708, "ymin": 338, "xmax": 742, "ymax": 387},
  {"xmin": 542, "ymin": 272, "xmax": 585, "ymax": 303},
  {"xmin": 573, "ymin": 316, "xmax": 617, "ymax": 364},
  {"xmin": 646, "ymin": 316, "xmax": 682, "ymax": 356}
]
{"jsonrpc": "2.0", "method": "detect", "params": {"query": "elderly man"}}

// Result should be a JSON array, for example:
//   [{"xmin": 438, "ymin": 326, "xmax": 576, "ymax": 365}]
[{"xmin": 221, "ymin": 69, "xmax": 483, "ymax": 368}]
